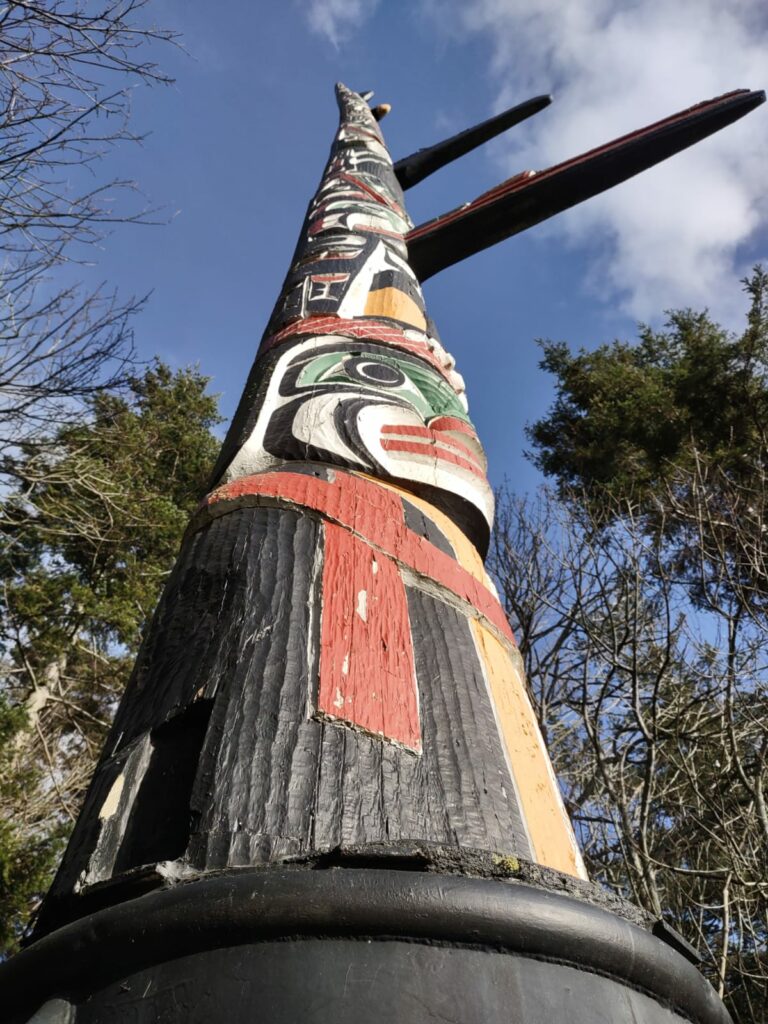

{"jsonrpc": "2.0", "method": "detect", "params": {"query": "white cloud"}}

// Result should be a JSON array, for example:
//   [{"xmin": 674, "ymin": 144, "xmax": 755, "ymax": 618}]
[
  {"xmin": 305, "ymin": 0, "xmax": 380, "ymax": 48},
  {"xmin": 427, "ymin": 0, "xmax": 768, "ymax": 324}
]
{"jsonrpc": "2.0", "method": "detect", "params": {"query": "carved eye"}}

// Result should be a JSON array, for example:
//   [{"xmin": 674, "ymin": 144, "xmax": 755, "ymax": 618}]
[{"xmin": 343, "ymin": 357, "xmax": 406, "ymax": 388}]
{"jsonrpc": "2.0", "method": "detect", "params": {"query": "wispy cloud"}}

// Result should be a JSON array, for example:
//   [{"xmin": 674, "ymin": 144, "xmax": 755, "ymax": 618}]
[
  {"xmin": 305, "ymin": 0, "xmax": 380, "ymax": 48},
  {"xmin": 427, "ymin": 0, "xmax": 768, "ymax": 324}
]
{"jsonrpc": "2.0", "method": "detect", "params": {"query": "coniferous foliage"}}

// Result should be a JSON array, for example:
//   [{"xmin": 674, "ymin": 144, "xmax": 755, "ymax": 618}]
[
  {"xmin": 0, "ymin": 363, "xmax": 221, "ymax": 953},
  {"xmin": 528, "ymin": 268, "xmax": 768, "ymax": 513},
  {"xmin": 493, "ymin": 272, "xmax": 768, "ymax": 1023},
  {"xmin": 0, "ymin": 0, "xmax": 181, "ymax": 952}
]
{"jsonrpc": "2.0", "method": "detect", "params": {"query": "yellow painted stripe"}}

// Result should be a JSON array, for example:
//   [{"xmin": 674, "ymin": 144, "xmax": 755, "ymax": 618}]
[
  {"xmin": 364, "ymin": 287, "xmax": 427, "ymax": 331},
  {"xmin": 470, "ymin": 619, "xmax": 587, "ymax": 879}
]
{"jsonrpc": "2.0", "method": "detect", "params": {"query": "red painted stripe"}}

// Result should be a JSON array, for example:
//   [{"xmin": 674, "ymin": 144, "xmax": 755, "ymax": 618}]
[
  {"xmin": 319, "ymin": 524, "xmax": 420, "ymax": 751},
  {"xmin": 336, "ymin": 172, "xmax": 407, "ymax": 217},
  {"xmin": 427, "ymin": 416, "xmax": 477, "ymax": 437},
  {"xmin": 381, "ymin": 438, "xmax": 485, "ymax": 478},
  {"xmin": 312, "ymin": 190, "xmax": 372, "ymax": 210},
  {"xmin": 211, "ymin": 470, "xmax": 404, "ymax": 548},
  {"xmin": 202, "ymin": 470, "xmax": 514, "ymax": 643},
  {"xmin": 267, "ymin": 315, "xmax": 418, "ymax": 346},
  {"xmin": 380, "ymin": 424, "xmax": 482, "ymax": 462},
  {"xmin": 308, "ymin": 216, "xmax": 404, "ymax": 241}
]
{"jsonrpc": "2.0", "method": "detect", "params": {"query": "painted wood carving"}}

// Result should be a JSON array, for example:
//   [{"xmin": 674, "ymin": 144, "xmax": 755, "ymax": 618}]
[
  {"xmin": 9, "ymin": 80, "xmax": 765, "ymax": 1024},
  {"xmin": 210, "ymin": 83, "xmax": 492, "ymax": 551},
  {"xmin": 36, "ymin": 77, "xmax": 766, "ymax": 905},
  {"xmin": 34, "ymin": 82, "xmax": 583, "ymax": 887}
]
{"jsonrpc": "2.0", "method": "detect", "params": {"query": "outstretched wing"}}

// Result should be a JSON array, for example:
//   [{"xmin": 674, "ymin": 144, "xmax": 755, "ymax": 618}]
[{"xmin": 406, "ymin": 89, "xmax": 765, "ymax": 282}]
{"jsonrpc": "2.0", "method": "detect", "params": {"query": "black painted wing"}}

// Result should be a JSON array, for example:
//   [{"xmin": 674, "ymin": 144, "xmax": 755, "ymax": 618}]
[
  {"xmin": 406, "ymin": 89, "xmax": 765, "ymax": 281},
  {"xmin": 394, "ymin": 95, "xmax": 552, "ymax": 191}
]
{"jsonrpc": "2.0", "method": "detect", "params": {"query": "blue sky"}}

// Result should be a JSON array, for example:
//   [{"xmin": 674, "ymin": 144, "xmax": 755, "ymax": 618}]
[{"xmin": 76, "ymin": 0, "xmax": 768, "ymax": 496}]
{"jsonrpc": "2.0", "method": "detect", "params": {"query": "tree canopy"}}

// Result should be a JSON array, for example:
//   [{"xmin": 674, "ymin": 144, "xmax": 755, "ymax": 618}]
[
  {"xmin": 0, "ymin": 362, "xmax": 221, "ymax": 952},
  {"xmin": 528, "ymin": 267, "xmax": 768, "ymax": 508},
  {"xmin": 493, "ymin": 270, "xmax": 768, "ymax": 1022}
]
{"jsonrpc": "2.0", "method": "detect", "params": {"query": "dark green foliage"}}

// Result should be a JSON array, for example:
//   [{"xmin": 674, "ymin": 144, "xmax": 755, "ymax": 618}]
[
  {"xmin": 0, "ymin": 362, "xmax": 221, "ymax": 952},
  {"xmin": 0, "ymin": 698, "xmax": 65, "ymax": 955},
  {"xmin": 500, "ymin": 269, "xmax": 768, "ymax": 1021},
  {"xmin": 528, "ymin": 267, "xmax": 768, "ymax": 507}
]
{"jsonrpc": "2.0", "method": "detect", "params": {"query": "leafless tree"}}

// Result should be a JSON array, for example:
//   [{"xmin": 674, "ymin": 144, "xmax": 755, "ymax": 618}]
[
  {"xmin": 491, "ymin": 459, "xmax": 768, "ymax": 1023},
  {"xmin": 0, "ymin": 4, "xmax": 179, "ymax": 947},
  {"xmin": 0, "ymin": 1, "xmax": 178, "ymax": 462}
]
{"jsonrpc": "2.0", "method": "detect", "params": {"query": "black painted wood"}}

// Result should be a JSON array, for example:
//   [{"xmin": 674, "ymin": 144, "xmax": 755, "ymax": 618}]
[
  {"xmin": 40, "ymin": 503, "xmax": 532, "ymax": 924},
  {"xmin": 401, "ymin": 496, "xmax": 456, "ymax": 557},
  {"xmin": 393, "ymin": 94, "xmax": 551, "ymax": 190},
  {"xmin": 406, "ymin": 588, "xmax": 532, "ymax": 857},
  {"xmin": 407, "ymin": 89, "xmax": 766, "ymax": 281},
  {"xmin": 113, "ymin": 701, "xmax": 213, "ymax": 873}
]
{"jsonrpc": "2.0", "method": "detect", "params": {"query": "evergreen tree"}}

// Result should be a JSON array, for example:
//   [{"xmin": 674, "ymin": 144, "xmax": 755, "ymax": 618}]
[
  {"xmin": 0, "ymin": 362, "xmax": 221, "ymax": 952},
  {"xmin": 492, "ymin": 269, "xmax": 768, "ymax": 1021},
  {"xmin": 529, "ymin": 267, "xmax": 768, "ymax": 510}
]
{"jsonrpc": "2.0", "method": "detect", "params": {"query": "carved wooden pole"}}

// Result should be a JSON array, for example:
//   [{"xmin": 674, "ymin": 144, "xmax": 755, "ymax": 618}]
[{"xmin": 3, "ymin": 82, "xmax": 763, "ymax": 1024}]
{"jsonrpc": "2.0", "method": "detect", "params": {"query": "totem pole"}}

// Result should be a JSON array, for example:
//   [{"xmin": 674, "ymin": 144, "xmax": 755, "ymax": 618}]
[{"xmin": 3, "ymin": 83, "xmax": 764, "ymax": 1024}]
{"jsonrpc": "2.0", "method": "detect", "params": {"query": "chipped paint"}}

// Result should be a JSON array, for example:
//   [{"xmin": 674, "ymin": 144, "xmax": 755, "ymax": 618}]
[
  {"xmin": 318, "ymin": 523, "xmax": 421, "ymax": 753},
  {"xmin": 99, "ymin": 774, "xmax": 124, "ymax": 820}
]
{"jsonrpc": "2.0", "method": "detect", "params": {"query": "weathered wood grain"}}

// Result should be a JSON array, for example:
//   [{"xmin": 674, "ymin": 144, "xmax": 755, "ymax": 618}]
[
  {"xmin": 45, "ymin": 498, "xmax": 536, "ymax": 904},
  {"xmin": 35, "ymin": 83, "xmax": 586, "ymax": 935},
  {"xmin": 406, "ymin": 588, "xmax": 532, "ymax": 855},
  {"xmin": 318, "ymin": 523, "xmax": 421, "ymax": 751}
]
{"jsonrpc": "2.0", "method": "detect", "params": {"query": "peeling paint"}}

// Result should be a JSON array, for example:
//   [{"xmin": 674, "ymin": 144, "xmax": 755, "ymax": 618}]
[
  {"xmin": 318, "ymin": 523, "xmax": 421, "ymax": 752},
  {"xmin": 99, "ymin": 774, "xmax": 125, "ymax": 820}
]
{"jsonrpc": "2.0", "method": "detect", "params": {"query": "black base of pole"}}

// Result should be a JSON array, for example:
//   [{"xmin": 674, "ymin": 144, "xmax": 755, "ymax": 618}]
[{"xmin": 4, "ymin": 867, "xmax": 730, "ymax": 1024}]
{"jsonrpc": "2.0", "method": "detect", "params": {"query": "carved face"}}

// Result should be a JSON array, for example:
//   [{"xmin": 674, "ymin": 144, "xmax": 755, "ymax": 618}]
[{"xmin": 222, "ymin": 337, "xmax": 493, "ymax": 546}]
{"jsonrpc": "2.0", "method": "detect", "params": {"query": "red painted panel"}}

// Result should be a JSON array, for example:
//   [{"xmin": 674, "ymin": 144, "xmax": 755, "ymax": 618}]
[
  {"xmin": 380, "ymin": 423, "xmax": 482, "ymax": 461},
  {"xmin": 202, "ymin": 470, "xmax": 515, "ymax": 644},
  {"xmin": 209, "ymin": 468, "xmax": 406, "ymax": 553},
  {"xmin": 337, "ymin": 171, "xmax": 407, "ymax": 216},
  {"xmin": 318, "ymin": 523, "xmax": 421, "ymax": 752},
  {"xmin": 426, "ymin": 416, "xmax": 478, "ymax": 437}
]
